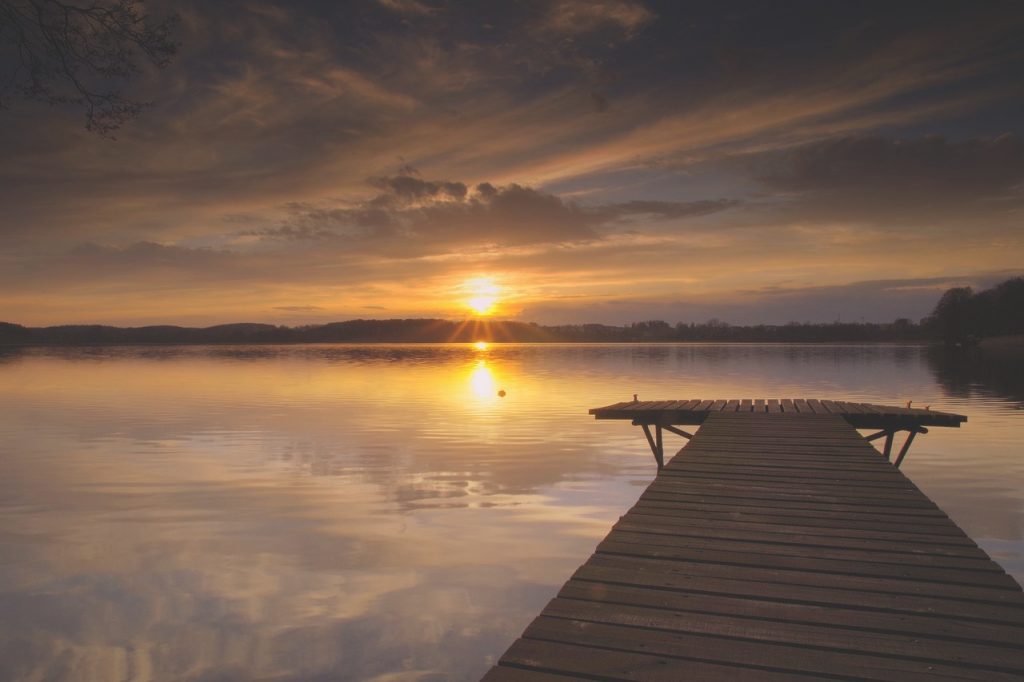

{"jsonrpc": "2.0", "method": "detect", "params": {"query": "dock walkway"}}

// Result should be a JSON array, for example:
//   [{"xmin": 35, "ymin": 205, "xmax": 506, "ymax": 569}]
[{"xmin": 483, "ymin": 402, "xmax": 1024, "ymax": 681}]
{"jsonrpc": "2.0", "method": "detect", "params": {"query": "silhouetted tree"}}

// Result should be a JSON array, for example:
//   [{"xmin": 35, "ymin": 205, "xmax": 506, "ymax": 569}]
[
  {"xmin": 925, "ymin": 286, "xmax": 974, "ymax": 344},
  {"xmin": 923, "ymin": 278, "xmax": 1024, "ymax": 344},
  {"xmin": 0, "ymin": 0, "xmax": 177, "ymax": 135},
  {"xmin": 985, "ymin": 277, "xmax": 1024, "ymax": 336}
]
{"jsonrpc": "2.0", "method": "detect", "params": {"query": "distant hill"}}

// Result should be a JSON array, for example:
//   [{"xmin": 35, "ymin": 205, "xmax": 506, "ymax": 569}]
[
  {"xmin": 7, "ymin": 277, "xmax": 1020, "ymax": 346},
  {"xmin": 0, "ymin": 317, "xmax": 929, "ymax": 345},
  {"xmin": 0, "ymin": 322, "xmax": 295, "ymax": 346}
]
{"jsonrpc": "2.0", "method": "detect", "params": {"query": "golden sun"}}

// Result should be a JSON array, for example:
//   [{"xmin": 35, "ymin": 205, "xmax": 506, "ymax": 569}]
[{"xmin": 463, "ymin": 277, "xmax": 501, "ymax": 316}]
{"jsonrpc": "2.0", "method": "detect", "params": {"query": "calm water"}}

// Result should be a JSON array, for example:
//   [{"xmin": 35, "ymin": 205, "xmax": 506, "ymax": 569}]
[{"xmin": 0, "ymin": 343, "xmax": 1022, "ymax": 681}]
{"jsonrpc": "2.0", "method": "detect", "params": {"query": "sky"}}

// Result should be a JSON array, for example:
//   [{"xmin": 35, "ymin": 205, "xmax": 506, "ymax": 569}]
[{"xmin": 1, "ymin": 0, "xmax": 1023, "ymax": 327}]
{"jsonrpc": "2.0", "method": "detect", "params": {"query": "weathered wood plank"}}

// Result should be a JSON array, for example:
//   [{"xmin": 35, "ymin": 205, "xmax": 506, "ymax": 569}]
[
  {"xmin": 641, "ymin": 483, "xmax": 941, "ymax": 507},
  {"xmin": 523, "ymin": 616, "xmax": 1020, "ymax": 681},
  {"xmin": 662, "ymin": 461, "xmax": 913, "ymax": 481},
  {"xmin": 648, "ymin": 479, "xmax": 924, "ymax": 503},
  {"xmin": 634, "ymin": 495, "xmax": 959, "ymax": 520},
  {"xmin": 601, "ymin": 530, "xmax": 1003, "ymax": 575},
  {"xmin": 638, "ymin": 490, "xmax": 948, "ymax": 516},
  {"xmin": 536, "ymin": 600, "xmax": 1024, "ymax": 674},
  {"xmin": 650, "ymin": 475, "xmax": 918, "ymax": 496},
  {"xmin": 556, "ymin": 581, "xmax": 1024, "ymax": 648},
  {"xmin": 665, "ymin": 455, "xmax": 902, "ymax": 472},
  {"xmin": 485, "ymin": 408, "xmax": 1021, "ymax": 681},
  {"xmin": 622, "ymin": 508, "xmax": 977, "ymax": 545},
  {"xmin": 612, "ymin": 517, "xmax": 985, "ymax": 557},
  {"xmin": 582, "ymin": 553, "xmax": 1024, "ymax": 610},
  {"xmin": 576, "ymin": 555, "xmax": 1024, "ymax": 623},
  {"xmin": 589, "ymin": 398, "xmax": 967, "ymax": 429}
]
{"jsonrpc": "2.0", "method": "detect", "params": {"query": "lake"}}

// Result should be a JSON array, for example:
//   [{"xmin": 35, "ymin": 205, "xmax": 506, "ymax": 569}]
[{"xmin": 1, "ymin": 343, "xmax": 1021, "ymax": 681}]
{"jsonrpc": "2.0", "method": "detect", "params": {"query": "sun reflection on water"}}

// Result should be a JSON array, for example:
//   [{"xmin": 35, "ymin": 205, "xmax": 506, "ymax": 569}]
[
  {"xmin": 468, "ymin": 360, "xmax": 497, "ymax": 401},
  {"xmin": 0, "ymin": 344, "xmax": 1023, "ymax": 681}
]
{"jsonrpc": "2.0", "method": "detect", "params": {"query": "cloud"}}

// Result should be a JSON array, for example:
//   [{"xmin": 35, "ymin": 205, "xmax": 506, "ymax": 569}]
[
  {"xmin": 367, "ymin": 175, "xmax": 468, "ymax": 205},
  {"xmin": 540, "ymin": 0, "xmax": 654, "ymax": 38},
  {"xmin": 751, "ymin": 134, "xmax": 1024, "ymax": 198},
  {"xmin": 376, "ymin": 0, "xmax": 434, "ymax": 17},
  {"xmin": 245, "ymin": 174, "xmax": 740, "ymax": 257},
  {"xmin": 521, "ymin": 272, "xmax": 1024, "ymax": 325},
  {"xmin": 594, "ymin": 199, "xmax": 743, "ymax": 221},
  {"xmin": 738, "ymin": 134, "xmax": 1024, "ymax": 225},
  {"xmin": 1, "ymin": 2, "xmax": 1023, "ymax": 326},
  {"xmin": 246, "ymin": 179, "xmax": 595, "ymax": 255},
  {"xmin": 68, "ymin": 242, "xmax": 230, "ymax": 271}
]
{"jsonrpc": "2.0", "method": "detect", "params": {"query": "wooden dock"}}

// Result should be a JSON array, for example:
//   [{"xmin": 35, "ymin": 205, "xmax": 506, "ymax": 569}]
[{"xmin": 483, "ymin": 400, "xmax": 1024, "ymax": 681}]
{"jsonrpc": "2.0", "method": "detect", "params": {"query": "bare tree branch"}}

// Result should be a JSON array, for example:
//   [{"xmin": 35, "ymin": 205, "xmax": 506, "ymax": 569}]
[{"xmin": 0, "ymin": 0, "xmax": 178, "ymax": 136}]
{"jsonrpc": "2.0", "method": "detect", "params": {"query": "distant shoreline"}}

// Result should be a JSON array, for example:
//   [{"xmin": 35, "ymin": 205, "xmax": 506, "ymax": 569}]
[
  {"xmin": 0, "ymin": 340, "xmax": 936, "ymax": 348},
  {"xmin": 1, "ymin": 317, "xmax": 936, "ymax": 346}
]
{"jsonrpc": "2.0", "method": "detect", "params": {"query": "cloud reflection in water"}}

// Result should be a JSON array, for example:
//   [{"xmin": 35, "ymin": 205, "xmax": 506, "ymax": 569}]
[{"xmin": 0, "ymin": 343, "xmax": 1021, "ymax": 680}]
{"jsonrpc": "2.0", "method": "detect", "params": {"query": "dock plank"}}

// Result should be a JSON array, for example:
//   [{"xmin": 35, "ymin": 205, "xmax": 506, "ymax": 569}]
[
  {"xmin": 590, "ymin": 398, "xmax": 967, "ymax": 428},
  {"xmin": 555, "ymin": 582, "xmax": 1024, "ymax": 649},
  {"xmin": 485, "ymin": 409, "xmax": 1023, "ymax": 680},
  {"xmin": 538, "ymin": 599, "xmax": 1024, "ymax": 674},
  {"xmin": 575, "ymin": 555, "xmax": 1024, "ymax": 624},
  {"xmin": 523, "ymin": 617, "xmax": 1019, "ymax": 681}
]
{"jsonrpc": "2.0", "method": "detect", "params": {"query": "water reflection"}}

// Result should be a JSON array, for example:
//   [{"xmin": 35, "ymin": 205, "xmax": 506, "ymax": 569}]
[
  {"xmin": 0, "ymin": 343, "xmax": 1021, "ymax": 681},
  {"xmin": 927, "ymin": 345, "xmax": 1024, "ymax": 404},
  {"xmin": 468, "ymin": 360, "xmax": 497, "ymax": 402}
]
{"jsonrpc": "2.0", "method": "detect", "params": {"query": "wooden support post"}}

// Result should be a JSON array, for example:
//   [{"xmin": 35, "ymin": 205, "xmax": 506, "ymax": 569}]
[
  {"xmin": 661, "ymin": 424, "xmax": 693, "ymax": 439},
  {"xmin": 655, "ymin": 425, "xmax": 664, "ymax": 469},
  {"xmin": 883, "ymin": 431, "xmax": 894, "ymax": 459},
  {"xmin": 639, "ymin": 424, "xmax": 663, "ymax": 469},
  {"xmin": 864, "ymin": 430, "xmax": 888, "ymax": 442},
  {"xmin": 894, "ymin": 429, "xmax": 919, "ymax": 468}
]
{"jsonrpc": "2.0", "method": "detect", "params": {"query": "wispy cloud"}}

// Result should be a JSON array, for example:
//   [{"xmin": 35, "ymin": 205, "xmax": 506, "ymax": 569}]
[
  {"xmin": 539, "ymin": 0, "xmax": 653, "ymax": 38},
  {"xmin": 0, "ymin": 1, "xmax": 1022, "ymax": 325}
]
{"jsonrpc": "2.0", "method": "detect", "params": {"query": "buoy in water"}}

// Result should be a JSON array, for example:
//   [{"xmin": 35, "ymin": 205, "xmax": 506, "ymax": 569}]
[{"xmin": 497, "ymin": 389, "xmax": 506, "ymax": 397}]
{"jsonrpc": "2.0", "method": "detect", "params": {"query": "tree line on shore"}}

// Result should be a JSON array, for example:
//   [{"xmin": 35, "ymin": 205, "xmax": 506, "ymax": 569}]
[
  {"xmin": 2, "ymin": 277, "xmax": 1020, "ymax": 346},
  {"xmin": 922, "ymin": 277, "xmax": 1024, "ymax": 345}
]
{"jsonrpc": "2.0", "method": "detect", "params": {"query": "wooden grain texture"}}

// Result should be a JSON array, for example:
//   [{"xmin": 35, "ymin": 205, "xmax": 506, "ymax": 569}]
[
  {"xmin": 484, "ymin": 411, "xmax": 1024, "ymax": 681},
  {"xmin": 590, "ymin": 398, "xmax": 967, "ymax": 428}
]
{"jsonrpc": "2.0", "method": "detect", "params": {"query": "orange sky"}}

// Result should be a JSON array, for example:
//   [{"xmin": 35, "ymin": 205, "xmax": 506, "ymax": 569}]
[{"xmin": 1, "ymin": 1, "xmax": 1022, "ymax": 326}]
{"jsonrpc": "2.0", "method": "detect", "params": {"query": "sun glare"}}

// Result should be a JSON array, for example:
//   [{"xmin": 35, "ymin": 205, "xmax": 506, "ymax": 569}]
[
  {"xmin": 469, "ymin": 361, "xmax": 496, "ymax": 399},
  {"xmin": 468, "ymin": 296, "xmax": 496, "ymax": 315},
  {"xmin": 463, "ymin": 277, "xmax": 501, "ymax": 316},
  {"xmin": 474, "ymin": 341, "xmax": 489, "ymax": 351}
]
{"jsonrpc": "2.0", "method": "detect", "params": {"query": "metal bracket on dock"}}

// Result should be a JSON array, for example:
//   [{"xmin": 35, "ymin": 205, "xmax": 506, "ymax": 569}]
[
  {"xmin": 633, "ymin": 420, "xmax": 693, "ymax": 469},
  {"xmin": 864, "ymin": 427, "xmax": 928, "ymax": 468}
]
